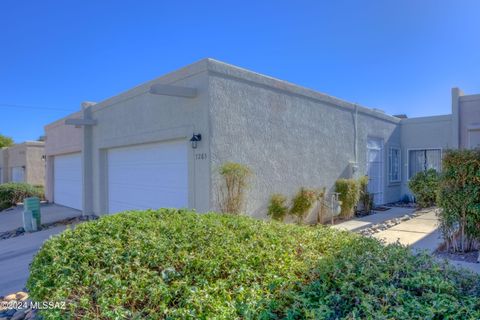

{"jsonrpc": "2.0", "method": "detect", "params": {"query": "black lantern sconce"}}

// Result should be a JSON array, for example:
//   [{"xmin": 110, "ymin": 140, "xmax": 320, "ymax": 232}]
[{"xmin": 190, "ymin": 133, "xmax": 202, "ymax": 149}]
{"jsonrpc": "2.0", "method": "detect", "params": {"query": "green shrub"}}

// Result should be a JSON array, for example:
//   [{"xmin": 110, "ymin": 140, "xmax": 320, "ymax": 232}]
[
  {"xmin": 408, "ymin": 168, "xmax": 439, "ymax": 208},
  {"xmin": 217, "ymin": 162, "xmax": 252, "ymax": 214},
  {"xmin": 438, "ymin": 150, "xmax": 480, "ymax": 252},
  {"xmin": 28, "ymin": 210, "xmax": 480, "ymax": 319},
  {"xmin": 335, "ymin": 178, "xmax": 360, "ymax": 218},
  {"xmin": 289, "ymin": 188, "xmax": 317, "ymax": 223},
  {"xmin": 282, "ymin": 240, "xmax": 480, "ymax": 319},
  {"xmin": 0, "ymin": 183, "xmax": 44, "ymax": 209},
  {"xmin": 358, "ymin": 175, "xmax": 373, "ymax": 213},
  {"xmin": 267, "ymin": 193, "xmax": 288, "ymax": 221}
]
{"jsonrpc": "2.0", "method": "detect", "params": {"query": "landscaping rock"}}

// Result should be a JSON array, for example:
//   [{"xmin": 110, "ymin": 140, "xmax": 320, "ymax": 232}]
[
  {"xmin": 3, "ymin": 295, "xmax": 16, "ymax": 302},
  {"xmin": 10, "ymin": 310, "xmax": 25, "ymax": 320},
  {"xmin": 0, "ymin": 215, "xmax": 98, "ymax": 242},
  {"xmin": 0, "ymin": 291, "xmax": 39, "ymax": 320},
  {"xmin": 358, "ymin": 209, "xmax": 421, "ymax": 237}
]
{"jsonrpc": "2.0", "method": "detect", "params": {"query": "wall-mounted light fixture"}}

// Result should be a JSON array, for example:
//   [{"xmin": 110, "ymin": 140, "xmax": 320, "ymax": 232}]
[
  {"xmin": 41, "ymin": 155, "xmax": 46, "ymax": 161},
  {"xmin": 190, "ymin": 134, "xmax": 202, "ymax": 149}
]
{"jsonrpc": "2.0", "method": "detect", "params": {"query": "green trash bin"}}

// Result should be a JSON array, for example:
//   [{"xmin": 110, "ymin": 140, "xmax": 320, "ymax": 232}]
[{"xmin": 24, "ymin": 197, "xmax": 41, "ymax": 229}]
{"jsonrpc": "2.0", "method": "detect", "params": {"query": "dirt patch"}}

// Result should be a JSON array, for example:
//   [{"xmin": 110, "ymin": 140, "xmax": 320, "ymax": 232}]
[{"xmin": 435, "ymin": 250, "xmax": 479, "ymax": 263}]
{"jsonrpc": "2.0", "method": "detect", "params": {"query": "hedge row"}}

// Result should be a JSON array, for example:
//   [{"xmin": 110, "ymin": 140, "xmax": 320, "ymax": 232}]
[
  {"xmin": 28, "ymin": 209, "xmax": 480, "ymax": 319},
  {"xmin": 438, "ymin": 149, "xmax": 480, "ymax": 252},
  {"xmin": 0, "ymin": 183, "xmax": 44, "ymax": 210}
]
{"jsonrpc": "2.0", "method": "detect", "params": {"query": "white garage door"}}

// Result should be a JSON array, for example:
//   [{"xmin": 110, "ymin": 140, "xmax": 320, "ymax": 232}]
[
  {"xmin": 107, "ymin": 140, "xmax": 188, "ymax": 214},
  {"xmin": 54, "ymin": 153, "xmax": 82, "ymax": 210}
]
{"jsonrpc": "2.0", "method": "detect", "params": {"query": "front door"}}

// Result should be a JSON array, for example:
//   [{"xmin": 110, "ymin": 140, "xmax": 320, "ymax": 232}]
[{"xmin": 367, "ymin": 137, "xmax": 384, "ymax": 205}]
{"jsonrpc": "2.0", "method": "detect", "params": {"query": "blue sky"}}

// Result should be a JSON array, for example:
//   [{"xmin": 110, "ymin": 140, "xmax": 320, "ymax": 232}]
[{"xmin": 1, "ymin": 0, "xmax": 479, "ymax": 142}]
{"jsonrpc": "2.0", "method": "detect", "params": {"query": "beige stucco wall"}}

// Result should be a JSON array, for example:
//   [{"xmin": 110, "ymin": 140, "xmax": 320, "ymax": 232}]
[
  {"xmin": 458, "ymin": 94, "xmax": 480, "ymax": 149},
  {"xmin": 25, "ymin": 143, "xmax": 46, "ymax": 186},
  {"xmin": 0, "ymin": 142, "xmax": 45, "ymax": 185},
  {"xmin": 207, "ymin": 59, "xmax": 402, "ymax": 218},
  {"xmin": 400, "ymin": 115, "xmax": 452, "ymax": 196},
  {"xmin": 0, "ymin": 148, "xmax": 6, "ymax": 183},
  {"xmin": 44, "ymin": 111, "xmax": 83, "ymax": 156},
  {"xmin": 45, "ymin": 60, "xmax": 212, "ymax": 215}
]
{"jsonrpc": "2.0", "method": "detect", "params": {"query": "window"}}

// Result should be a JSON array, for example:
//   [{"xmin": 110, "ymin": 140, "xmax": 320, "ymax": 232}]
[
  {"xmin": 388, "ymin": 147, "xmax": 401, "ymax": 182},
  {"xmin": 408, "ymin": 149, "xmax": 441, "ymax": 179}
]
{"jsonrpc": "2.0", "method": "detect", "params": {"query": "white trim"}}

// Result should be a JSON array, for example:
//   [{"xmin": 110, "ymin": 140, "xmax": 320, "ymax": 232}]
[
  {"xmin": 406, "ymin": 148, "xmax": 443, "ymax": 180},
  {"xmin": 388, "ymin": 146, "xmax": 401, "ymax": 183},
  {"xmin": 367, "ymin": 136, "xmax": 385, "ymax": 205}
]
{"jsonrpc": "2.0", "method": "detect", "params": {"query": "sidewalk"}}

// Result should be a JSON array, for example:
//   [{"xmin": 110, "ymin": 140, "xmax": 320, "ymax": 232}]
[{"xmin": 373, "ymin": 209, "xmax": 442, "ymax": 251}]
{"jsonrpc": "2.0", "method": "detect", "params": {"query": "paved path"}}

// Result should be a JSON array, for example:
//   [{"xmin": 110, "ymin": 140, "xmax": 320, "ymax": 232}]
[
  {"xmin": 0, "ymin": 204, "xmax": 81, "ymax": 233},
  {"xmin": 332, "ymin": 207, "xmax": 415, "ymax": 232},
  {"xmin": 373, "ymin": 209, "xmax": 442, "ymax": 251},
  {"xmin": 373, "ymin": 209, "xmax": 480, "ymax": 274},
  {"xmin": 0, "ymin": 225, "xmax": 72, "ymax": 296}
]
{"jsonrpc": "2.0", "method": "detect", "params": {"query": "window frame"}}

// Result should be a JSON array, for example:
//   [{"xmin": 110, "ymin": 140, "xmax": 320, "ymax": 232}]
[
  {"xmin": 407, "ymin": 148, "xmax": 442, "ymax": 180},
  {"xmin": 388, "ymin": 147, "xmax": 401, "ymax": 183}
]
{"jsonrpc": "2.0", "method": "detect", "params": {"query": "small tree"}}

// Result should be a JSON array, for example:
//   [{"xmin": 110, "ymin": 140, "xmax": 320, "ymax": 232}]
[
  {"xmin": 335, "ymin": 179, "xmax": 360, "ymax": 219},
  {"xmin": 358, "ymin": 176, "xmax": 373, "ymax": 214},
  {"xmin": 289, "ymin": 188, "xmax": 317, "ymax": 223},
  {"xmin": 267, "ymin": 193, "xmax": 288, "ymax": 221},
  {"xmin": 0, "ymin": 134, "xmax": 13, "ymax": 148},
  {"xmin": 438, "ymin": 150, "xmax": 480, "ymax": 252},
  {"xmin": 217, "ymin": 162, "xmax": 252, "ymax": 214},
  {"xmin": 408, "ymin": 169, "xmax": 439, "ymax": 208}
]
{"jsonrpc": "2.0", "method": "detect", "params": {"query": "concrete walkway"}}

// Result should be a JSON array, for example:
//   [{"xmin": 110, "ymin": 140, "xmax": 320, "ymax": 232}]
[
  {"xmin": 0, "ymin": 203, "xmax": 81, "ymax": 233},
  {"xmin": 372, "ymin": 208, "xmax": 480, "ymax": 274},
  {"xmin": 373, "ymin": 209, "xmax": 442, "ymax": 251},
  {"xmin": 332, "ymin": 207, "xmax": 415, "ymax": 232}
]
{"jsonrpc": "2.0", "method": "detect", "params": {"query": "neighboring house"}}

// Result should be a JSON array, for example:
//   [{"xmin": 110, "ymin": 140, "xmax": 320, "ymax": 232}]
[
  {"xmin": 43, "ymin": 58, "xmax": 478, "ymax": 217},
  {"xmin": 0, "ymin": 141, "xmax": 45, "ymax": 186}
]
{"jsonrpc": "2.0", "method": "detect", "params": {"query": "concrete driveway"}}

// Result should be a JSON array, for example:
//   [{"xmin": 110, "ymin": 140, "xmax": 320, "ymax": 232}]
[
  {"xmin": 0, "ymin": 204, "xmax": 82, "ymax": 296},
  {"xmin": 0, "ymin": 225, "xmax": 73, "ymax": 296},
  {"xmin": 0, "ymin": 203, "xmax": 81, "ymax": 233}
]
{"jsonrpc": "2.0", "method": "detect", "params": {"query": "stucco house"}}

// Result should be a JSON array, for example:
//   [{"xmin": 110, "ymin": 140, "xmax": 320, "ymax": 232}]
[
  {"xmin": 0, "ymin": 141, "xmax": 45, "ymax": 186},
  {"xmin": 44, "ymin": 59, "xmax": 479, "ymax": 217}
]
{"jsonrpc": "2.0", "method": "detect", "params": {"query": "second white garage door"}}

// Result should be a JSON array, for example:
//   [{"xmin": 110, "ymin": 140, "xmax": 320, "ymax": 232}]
[
  {"xmin": 54, "ymin": 153, "xmax": 82, "ymax": 210},
  {"xmin": 107, "ymin": 140, "xmax": 188, "ymax": 214}
]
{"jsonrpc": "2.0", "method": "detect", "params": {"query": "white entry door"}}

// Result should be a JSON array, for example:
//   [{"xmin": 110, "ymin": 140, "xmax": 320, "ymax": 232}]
[
  {"xmin": 107, "ymin": 140, "xmax": 188, "ymax": 214},
  {"xmin": 54, "ymin": 153, "xmax": 82, "ymax": 210},
  {"xmin": 367, "ymin": 137, "xmax": 384, "ymax": 205},
  {"xmin": 12, "ymin": 167, "xmax": 25, "ymax": 182}
]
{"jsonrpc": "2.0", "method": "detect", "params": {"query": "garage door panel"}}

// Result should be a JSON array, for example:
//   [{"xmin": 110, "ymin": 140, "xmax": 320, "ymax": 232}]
[
  {"xmin": 108, "ymin": 140, "xmax": 188, "ymax": 214},
  {"xmin": 54, "ymin": 153, "xmax": 82, "ymax": 210}
]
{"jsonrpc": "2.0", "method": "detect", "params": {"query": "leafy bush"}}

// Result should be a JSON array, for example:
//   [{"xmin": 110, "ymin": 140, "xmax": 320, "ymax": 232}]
[
  {"xmin": 28, "ymin": 210, "xmax": 480, "ymax": 319},
  {"xmin": 0, "ymin": 183, "xmax": 44, "ymax": 210},
  {"xmin": 438, "ymin": 150, "xmax": 480, "ymax": 252},
  {"xmin": 267, "ymin": 193, "xmax": 288, "ymax": 221},
  {"xmin": 335, "ymin": 178, "xmax": 360, "ymax": 218},
  {"xmin": 217, "ymin": 162, "xmax": 252, "ymax": 214},
  {"xmin": 289, "ymin": 188, "xmax": 317, "ymax": 223},
  {"xmin": 408, "ymin": 168, "xmax": 439, "ymax": 208},
  {"xmin": 283, "ymin": 240, "xmax": 480, "ymax": 319}
]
